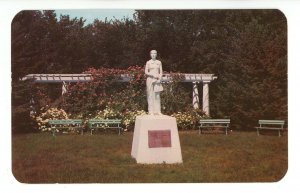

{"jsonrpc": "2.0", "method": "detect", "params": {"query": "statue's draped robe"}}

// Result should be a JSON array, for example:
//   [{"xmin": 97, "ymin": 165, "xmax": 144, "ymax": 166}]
[{"xmin": 145, "ymin": 60, "xmax": 163, "ymax": 114}]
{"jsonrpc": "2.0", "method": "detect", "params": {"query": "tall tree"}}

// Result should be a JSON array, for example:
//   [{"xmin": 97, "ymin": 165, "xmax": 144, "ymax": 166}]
[{"xmin": 11, "ymin": 10, "xmax": 287, "ymax": 131}]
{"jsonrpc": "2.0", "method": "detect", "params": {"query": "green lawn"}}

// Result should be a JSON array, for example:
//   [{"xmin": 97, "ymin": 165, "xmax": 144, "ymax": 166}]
[{"xmin": 12, "ymin": 131, "xmax": 287, "ymax": 183}]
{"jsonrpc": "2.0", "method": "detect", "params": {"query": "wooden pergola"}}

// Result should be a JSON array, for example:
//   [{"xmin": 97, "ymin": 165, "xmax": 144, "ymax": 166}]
[{"xmin": 22, "ymin": 73, "xmax": 217, "ymax": 115}]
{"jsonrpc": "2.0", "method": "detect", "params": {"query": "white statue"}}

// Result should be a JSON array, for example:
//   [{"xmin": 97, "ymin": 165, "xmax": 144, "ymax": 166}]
[{"xmin": 145, "ymin": 50, "xmax": 163, "ymax": 115}]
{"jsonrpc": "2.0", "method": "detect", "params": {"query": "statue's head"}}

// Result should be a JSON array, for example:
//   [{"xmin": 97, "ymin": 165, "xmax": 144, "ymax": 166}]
[{"xmin": 150, "ymin": 50, "xmax": 157, "ymax": 60}]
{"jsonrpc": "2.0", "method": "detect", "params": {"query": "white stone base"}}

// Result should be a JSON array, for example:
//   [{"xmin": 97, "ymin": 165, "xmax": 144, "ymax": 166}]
[{"xmin": 131, "ymin": 115, "xmax": 183, "ymax": 164}]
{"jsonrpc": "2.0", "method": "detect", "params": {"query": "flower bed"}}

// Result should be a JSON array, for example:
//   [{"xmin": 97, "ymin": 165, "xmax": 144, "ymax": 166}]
[
  {"xmin": 34, "ymin": 105, "xmax": 206, "ymax": 133},
  {"xmin": 93, "ymin": 107, "xmax": 146, "ymax": 131},
  {"xmin": 35, "ymin": 107, "xmax": 69, "ymax": 131},
  {"xmin": 171, "ymin": 109, "xmax": 206, "ymax": 130}
]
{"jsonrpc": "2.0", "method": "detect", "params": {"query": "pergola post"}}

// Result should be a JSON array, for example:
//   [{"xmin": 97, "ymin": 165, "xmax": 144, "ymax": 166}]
[
  {"xmin": 192, "ymin": 82, "xmax": 199, "ymax": 109},
  {"xmin": 62, "ymin": 81, "xmax": 68, "ymax": 96},
  {"xmin": 202, "ymin": 82, "xmax": 210, "ymax": 116}
]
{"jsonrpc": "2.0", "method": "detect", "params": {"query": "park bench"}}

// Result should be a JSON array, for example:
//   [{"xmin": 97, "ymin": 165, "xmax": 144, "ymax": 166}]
[
  {"xmin": 48, "ymin": 119, "xmax": 84, "ymax": 136},
  {"xmin": 255, "ymin": 120, "xmax": 285, "ymax": 137},
  {"xmin": 199, "ymin": 119, "xmax": 230, "ymax": 135},
  {"xmin": 88, "ymin": 119, "xmax": 123, "ymax": 135}
]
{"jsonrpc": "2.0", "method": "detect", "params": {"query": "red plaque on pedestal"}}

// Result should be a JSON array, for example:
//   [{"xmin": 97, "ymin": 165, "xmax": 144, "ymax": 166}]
[{"xmin": 148, "ymin": 130, "xmax": 171, "ymax": 148}]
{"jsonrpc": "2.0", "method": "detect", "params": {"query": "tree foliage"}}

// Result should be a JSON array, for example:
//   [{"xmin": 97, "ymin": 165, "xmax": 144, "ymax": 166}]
[{"xmin": 11, "ymin": 10, "xmax": 287, "ymax": 131}]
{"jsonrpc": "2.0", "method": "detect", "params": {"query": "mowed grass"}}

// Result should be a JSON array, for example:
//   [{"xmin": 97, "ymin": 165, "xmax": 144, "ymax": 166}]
[{"xmin": 12, "ymin": 131, "xmax": 287, "ymax": 183}]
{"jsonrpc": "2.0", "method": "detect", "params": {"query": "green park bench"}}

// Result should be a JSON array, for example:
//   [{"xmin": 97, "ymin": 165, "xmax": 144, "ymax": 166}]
[
  {"xmin": 48, "ymin": 119, "xmax": 84, "ymax": 136},
  {"xmin": 199, "ymin": 119, "xmax": 231, "ymax": 135},
  {"xmin": 88, "ymin": 119, "xmax": 123, "ymax": 135},
  {"xmin": 255, "ymin": 120, "xmax": 285, "ymax": 137}
]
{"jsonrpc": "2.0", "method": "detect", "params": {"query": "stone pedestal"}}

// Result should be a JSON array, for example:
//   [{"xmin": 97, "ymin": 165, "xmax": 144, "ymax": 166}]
[{"xmin": 131, "ymin": 115, "xmax": 183, "ymax": 164}]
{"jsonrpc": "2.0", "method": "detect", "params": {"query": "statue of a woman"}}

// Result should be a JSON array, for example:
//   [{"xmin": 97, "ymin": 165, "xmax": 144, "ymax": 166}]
[{"xmin": 145, "ymin": 50, "xmax": 163, "ymax": 115}]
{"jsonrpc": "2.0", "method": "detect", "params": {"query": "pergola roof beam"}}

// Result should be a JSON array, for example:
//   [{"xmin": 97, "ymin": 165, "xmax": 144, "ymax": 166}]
[{"xmin": 22, "ymin": 73, "xmax": 217, "ymax": 83}]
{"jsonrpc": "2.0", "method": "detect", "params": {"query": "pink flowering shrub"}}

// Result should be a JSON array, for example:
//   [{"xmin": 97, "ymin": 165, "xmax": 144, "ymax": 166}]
[
  {"xmin": 62, "ymin": 66, "xmax": 147, "ymax": 118},
  {"xmin": 29, "ymin": 66, "xmax": 206, "ymax": 131}
]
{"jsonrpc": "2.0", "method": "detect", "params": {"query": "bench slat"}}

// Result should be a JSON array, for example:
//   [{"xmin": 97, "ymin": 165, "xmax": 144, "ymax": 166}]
[
  {"xmin": 255, "ymin": 126, "xmax": 284, "ymax": 130},
  {"xmin": 200, "ymin": 122, "xmax": 230, "ymax": 124},
  {"xmin": 49, "ymin": 119, "xmax": 82, "ymax": 124},
  {"xmin": 89, "ymin": 119, "xmax": 121, "ymax": 123},
  {"xmin": 199, "ymin": 126, "xmax": 228, "ymax": 128},
  {"xmin": 259, "ymin": 120, "xmax": 284, "ymax": 125},
  {"xmin": 199, "ymin": 119, "xmax": 230, "ymax": 124},
  {"xmin": 89, "ymin": 122, "xmax": 121, "ymax": 124},
  {"xmin": 200, "ymin": 119, "xmax": 230, "ymax": 122}
]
